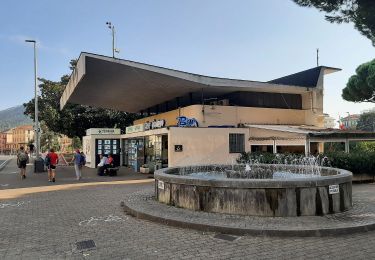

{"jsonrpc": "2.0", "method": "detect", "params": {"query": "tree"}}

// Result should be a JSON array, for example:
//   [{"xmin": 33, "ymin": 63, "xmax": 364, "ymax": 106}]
[
  {"xmin": 342, "ymin": 59, "xmax": 375, "ymax": 103},
  {"xmin": 292, "ymin": 0, "xmax": 375, "ymax": 46},
  {"xmin": 357, "ymin": 111, "xmax": 375, "ymax": 131},
  {"xmin": 24, "ymin": 60, "xmax": 140, "ymax": 139},
  {"xmin": 70, "ymin": 136, "xmax": 82, "ymax": 150},
  {"xmin": 39, "ymin": 121, "xmax": 61, "ymax": 153}
]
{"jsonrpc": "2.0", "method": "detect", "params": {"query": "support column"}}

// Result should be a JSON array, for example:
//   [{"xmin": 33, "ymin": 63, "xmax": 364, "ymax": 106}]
[
  {"xmin": 305, "ymin": 137, "xmax": 310, "ymax": 156},
  {"xmin": 273, "ymin": 140, "xmax": 277, "ymax": 154},
  {"xmin": 318, "ymin": 142, "xmax": 324, "ymax": 154},
  {"xmin": 345, "ymin": 139, "xmax": 350, "ymax": 153}
]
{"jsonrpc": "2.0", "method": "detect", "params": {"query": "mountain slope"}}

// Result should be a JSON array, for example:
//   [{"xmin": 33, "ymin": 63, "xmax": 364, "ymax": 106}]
[{"xmin": 0, "ymin": 105, "xmax": 33, "ymax": 132}]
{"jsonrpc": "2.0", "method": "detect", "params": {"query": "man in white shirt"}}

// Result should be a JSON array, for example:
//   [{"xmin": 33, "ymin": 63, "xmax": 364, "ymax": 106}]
[{"xmin": 97, "ymin": 154, "xmax": 108, "ymax": 175}]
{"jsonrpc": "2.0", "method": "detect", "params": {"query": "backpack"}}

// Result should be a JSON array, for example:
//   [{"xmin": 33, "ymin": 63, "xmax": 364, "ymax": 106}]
[
  {"xmin": 80, "ymin": 154, "xmax": 86, "ymax": 166},
  {"xmin": 19, "ymin": 152, "xmax": 28, "ymax": 162},
  {"xmin": 45, "ymin": 154, "xmax": 51, "ymax": 166}
]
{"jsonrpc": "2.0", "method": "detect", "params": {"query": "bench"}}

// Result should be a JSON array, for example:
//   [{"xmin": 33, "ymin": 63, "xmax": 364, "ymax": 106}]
[{"xmin": 105, "ymin": 167, "xmax": 119, "ymax": 176}]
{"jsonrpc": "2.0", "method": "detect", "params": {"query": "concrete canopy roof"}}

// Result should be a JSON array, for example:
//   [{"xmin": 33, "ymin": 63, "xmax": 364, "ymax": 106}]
[
  {"xmin": 247, "ymin": 125, "xmax": 375, "ymax": 140},
  {"xmin": 60, "ymin": 53, "xmax": 338, "ymax": 113}
]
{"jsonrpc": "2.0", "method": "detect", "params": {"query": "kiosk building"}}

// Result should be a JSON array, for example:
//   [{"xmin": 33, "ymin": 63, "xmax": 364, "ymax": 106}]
[{"xmin": 61, "ymin": 53, "xmax": 375, "ymax": 170}]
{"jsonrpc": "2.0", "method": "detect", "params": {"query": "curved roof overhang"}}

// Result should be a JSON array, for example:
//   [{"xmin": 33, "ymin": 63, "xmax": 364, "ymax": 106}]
[{"xmin": 60, "ymin": 53, "xmax": 332, "ymax": 113}]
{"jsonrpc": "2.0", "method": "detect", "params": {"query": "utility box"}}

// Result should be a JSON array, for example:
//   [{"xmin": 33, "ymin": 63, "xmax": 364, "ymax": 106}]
[{"xmin": 34, "ymin": 158, "xmax": 45, "ymax": 173}]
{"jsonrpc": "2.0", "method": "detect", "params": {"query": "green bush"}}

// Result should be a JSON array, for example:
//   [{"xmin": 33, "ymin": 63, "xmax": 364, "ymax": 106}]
[{"xmin": 325, "ymin": 151, "xmax": 375, "ymax": 176}]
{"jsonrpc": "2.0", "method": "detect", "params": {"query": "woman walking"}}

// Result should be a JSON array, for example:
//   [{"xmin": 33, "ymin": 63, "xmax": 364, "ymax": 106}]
[{"xmin": 71, "ymin": 149, "xmax": 82, "ymax": 180}]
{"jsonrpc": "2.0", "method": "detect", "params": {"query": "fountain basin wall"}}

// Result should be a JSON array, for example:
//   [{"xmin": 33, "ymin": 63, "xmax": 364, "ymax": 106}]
[{"xmin": 154, "ymin": 165, "xmax": 352, "ymax": 217}]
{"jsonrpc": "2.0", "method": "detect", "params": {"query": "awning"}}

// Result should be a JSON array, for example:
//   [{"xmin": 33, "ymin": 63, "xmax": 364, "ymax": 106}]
[
  {"xmin": 246, "ymin": 124, "xmax": 375, "ymax": 141},
  {"xmin": 60, "ymin": 53, "xmax": 333, "ymax": 113}
]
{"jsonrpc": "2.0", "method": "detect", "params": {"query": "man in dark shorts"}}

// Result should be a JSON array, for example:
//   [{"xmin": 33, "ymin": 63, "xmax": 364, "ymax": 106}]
[
  {"xmin": 46, "ymin": 148, "xmax": 59, "ymax": 182},
  {"xmin": 17, "ymin": 146, "xmax": 29, "ymax": 179}
]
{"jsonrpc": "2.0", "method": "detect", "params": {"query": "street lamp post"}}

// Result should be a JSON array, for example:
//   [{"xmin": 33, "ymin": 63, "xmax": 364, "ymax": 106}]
[
  {"xmin": 106, "ymin": 22, "xmax": 120, "ymax": 58},
  {"xmin": 25, "ymin": 40, "xmax": 40, "ymax": 160}
]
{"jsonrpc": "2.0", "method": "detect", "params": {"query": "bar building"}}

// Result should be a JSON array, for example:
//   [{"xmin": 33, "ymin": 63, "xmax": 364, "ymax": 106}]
[{"xmin": 61, "ymin": 53, "xmax": 375, "ymax": 170}]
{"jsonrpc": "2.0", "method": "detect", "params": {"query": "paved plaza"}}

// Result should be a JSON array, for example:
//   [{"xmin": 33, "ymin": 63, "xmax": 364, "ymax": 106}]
[{"xmin": 0, "ymin": 158, "xmax": 374, "ymax": 259}]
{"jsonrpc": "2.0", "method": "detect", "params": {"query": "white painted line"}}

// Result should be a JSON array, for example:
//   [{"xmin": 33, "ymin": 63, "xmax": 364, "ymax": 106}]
[
  {"xmin": 0, "ymin": 159, "xmax": 11, "ymax": 171},
  {"xmin": 0, "ymin": 200, "xmax": 31, "ymax": 209},
  {"xmin": 0, "ymin": 172, "xmax": 18, "ymax": 175},
  {"xmin": 79, "ymin": 215, "xmax": 127, "ymax": 226}
]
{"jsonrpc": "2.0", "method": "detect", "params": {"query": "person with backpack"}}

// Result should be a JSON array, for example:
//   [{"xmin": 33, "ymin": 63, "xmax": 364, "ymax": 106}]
[
  {"xmin": 46, "ymin": 148, "xmax": 58, "ymax": 182},
  {"xmin": 80, "ymin": 152, "xmax": 86, "ymax": 167},
  {"xmin": 17, "ymin": 146, "xmax": 29, "ymax": 179},
  {"xmin": 71, "ymin": 149, "xmax": 82, "ymax": 180}
]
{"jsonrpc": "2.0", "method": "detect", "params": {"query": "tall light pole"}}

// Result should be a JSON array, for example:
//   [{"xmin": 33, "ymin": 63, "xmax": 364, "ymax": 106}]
[
  {"xmin": 106, "ymin": 22, "xmax": 120, "ymax": 58},
  {"xmin": 25, "ymin": 39, "xmax": 40, "ymax": 159}
]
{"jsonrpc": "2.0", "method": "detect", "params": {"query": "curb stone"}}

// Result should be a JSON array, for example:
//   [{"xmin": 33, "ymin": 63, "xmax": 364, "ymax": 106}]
[{"xmin": 121, "ymin": 190, "xmax": 375, "ymax": 238}]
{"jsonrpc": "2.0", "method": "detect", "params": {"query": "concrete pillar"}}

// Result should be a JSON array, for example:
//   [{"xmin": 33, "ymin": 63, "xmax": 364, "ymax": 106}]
[
  {"xmin": 305, "ymin": 138, "xmax": 310, "ymax": 156},
  {"xmin": 345, "ymin": 139, "xmax": 350, "ymax": 153},
  {"xmin": 273, "ymin": 140, "xmax": 277, "ymax": 154},
  {"xmin": 318, "ymin": 142, "xmax": 324, "ymax": 154}
]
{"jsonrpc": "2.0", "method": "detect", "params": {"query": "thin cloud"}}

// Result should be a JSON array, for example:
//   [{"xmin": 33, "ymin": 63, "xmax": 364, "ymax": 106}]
[
  {"xmin": 2, "ymin": 34, "xmax": 41, "ymax": 45},
  {"xmin": 1, "ymin": 34, "xmax": 71, "ymax": 55}
]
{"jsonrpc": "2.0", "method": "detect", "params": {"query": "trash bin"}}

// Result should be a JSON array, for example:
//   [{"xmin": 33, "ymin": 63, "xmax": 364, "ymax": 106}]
[{"xmin": 34, "ymin": 158, "xmax": 45, "ymax": 173}]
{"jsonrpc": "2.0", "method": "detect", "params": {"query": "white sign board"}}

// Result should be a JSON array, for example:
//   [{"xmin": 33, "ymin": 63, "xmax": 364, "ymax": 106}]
[
  {"xmin": 158, "ymin": 180, "xmax": 165, "ymax": 190},
  {"xmin": 144, "ymin": 119, "xmax": 166, "ymax": 131},
  {"xmin": 329, "ymin": 185, "xmax": 339, "ymax": 195},
  {"xmin": 126, "ymin": 124, "xmax": 144, "ymax": 134},
  {"xmin": 86, "ymin": 128, "xmax": 121, "ymax": 135}
]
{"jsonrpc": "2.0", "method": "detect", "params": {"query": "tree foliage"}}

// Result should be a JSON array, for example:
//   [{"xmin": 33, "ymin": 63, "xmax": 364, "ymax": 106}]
[
  {"xmin": 39, "ymin": 121, "xmax": 61, "ymax": 152},
  {"xmin": 292, "ymin": 0, "xmax": 375, "ymax": 46},
  {"xmin": 342, "ymin": 59, "xmax": 375, "ymax": 103},
  {"xmin": 356, "ymin": 111, "xmax": 375, "ymax": 131},
  {"xmin": 24, "ymin": 60, "xmax": 140, "ymax": 139}
]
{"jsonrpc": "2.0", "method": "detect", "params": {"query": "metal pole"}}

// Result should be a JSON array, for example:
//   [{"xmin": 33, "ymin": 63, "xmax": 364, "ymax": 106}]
[
  {"xmin": 33, "ymin": 41, "xmax": 40, "ymax": 159},
  {"xmin": 112, "ymin": 26, "xmax": 115, "ymax": 58},
  {"xmin": 25, "ymin": 40, "xmax": 39, "ymax": 160}
]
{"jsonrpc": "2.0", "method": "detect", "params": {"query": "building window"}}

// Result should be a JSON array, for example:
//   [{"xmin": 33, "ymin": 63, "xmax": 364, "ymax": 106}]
[{"xmin": 229, "ymin": 133, "xmax": 245, "ymax": 153}]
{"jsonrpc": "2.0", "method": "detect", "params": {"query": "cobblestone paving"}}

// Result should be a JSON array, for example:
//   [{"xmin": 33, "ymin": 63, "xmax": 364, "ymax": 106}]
[
  {"xmin": 123, "ymin": 184, "xmax": 375, "ymax": 235},
  {"xmin": 0, "ymin": 183, "xmax": 374, "ymax": 259},
  {"xmin": 0, "ymin": 161, "xmax": 374, "ymax": 259}
]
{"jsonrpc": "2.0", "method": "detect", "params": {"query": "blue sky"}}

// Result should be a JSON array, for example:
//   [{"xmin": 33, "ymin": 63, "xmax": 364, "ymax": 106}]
[{"xmin": 0, "ymin": 0, "xmax": 374, "ymax": 121}]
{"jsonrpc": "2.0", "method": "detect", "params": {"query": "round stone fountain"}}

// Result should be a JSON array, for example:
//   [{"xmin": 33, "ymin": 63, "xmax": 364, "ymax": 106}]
[{"xmin": 154, "ymin": 164, "xmax": 352, "ymax": 217}]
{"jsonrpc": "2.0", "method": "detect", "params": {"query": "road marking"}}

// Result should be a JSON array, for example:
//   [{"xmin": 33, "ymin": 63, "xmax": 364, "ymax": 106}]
[
  {"xmin": 0, "ymin": 159, "xmax": 11, "ymax": 171},
  {"xmin": 0, "ymin": 179, "xmax": 154, "ymax": 199},
  {"xmin": 79, "ymin": 215, "xmax": 127, "ymax": 226},
  {"xmin": 0, "ymin": 200, "xmax": 30, "ymax": 209},
  {"xmin": 0, "ymin": 184, "xmax": 9, "ymax": 187},
  {"xmin": 0, "ymin": 172, "xmax": 18, "ymax": 175}
]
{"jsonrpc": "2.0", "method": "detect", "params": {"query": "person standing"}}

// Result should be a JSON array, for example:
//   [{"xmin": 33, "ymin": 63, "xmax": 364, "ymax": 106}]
[
  {"xmin": 71, "ymin": 149, "xmax": 82, "ymax": 180},
  {"xmin": 17, "ymin": 146, "xmax": 29, "ymax": 179},
  {"xmin": 47, "ymin": 148, "xmax": 58, "ymax": 182}
]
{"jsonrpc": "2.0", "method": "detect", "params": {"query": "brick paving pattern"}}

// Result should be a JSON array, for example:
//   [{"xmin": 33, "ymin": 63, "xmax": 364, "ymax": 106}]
[{"xmin": 0, "ymin": 159, "xmax": 374, "ymax": 259}]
